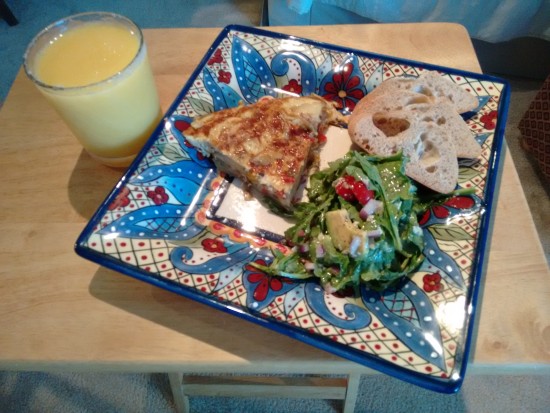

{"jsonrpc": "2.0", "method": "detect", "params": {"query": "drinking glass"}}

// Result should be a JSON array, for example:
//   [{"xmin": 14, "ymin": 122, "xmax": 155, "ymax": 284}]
[{"xmin": 24, "ymin": 12, "xmax": 162, "ymax": 167}]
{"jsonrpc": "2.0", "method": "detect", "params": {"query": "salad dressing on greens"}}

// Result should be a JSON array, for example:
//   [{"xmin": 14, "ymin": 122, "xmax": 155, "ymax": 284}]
[{"xmin": 253, "ymin": 150, "xmax": 459, "ymax": 293}]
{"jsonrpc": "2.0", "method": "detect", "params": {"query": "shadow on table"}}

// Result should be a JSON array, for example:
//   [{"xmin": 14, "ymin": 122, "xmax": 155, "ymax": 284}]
[
  {"xmin": 86, "ymin": 267, "xmax": 476, "ymax": 412},
  {"xmin": 65, "ymin": 145, "xmax": 300, "ymax": 359},
  {"xmin": 87, "ymin": 265, "xmax": 336, "ymax": 366},
  {"xmin": 67, "ymin": 150, "xmax": 128, "ymax": 220},
  {"xmin": 67, "ymin": 143, "xmax": 337, "ymax": 366}
]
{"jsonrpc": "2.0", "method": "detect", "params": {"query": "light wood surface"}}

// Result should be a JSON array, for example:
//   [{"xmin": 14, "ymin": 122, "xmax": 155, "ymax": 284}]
[{"xmin": 0, "ymin": 23, "xmax": 548, "ymax": 375}]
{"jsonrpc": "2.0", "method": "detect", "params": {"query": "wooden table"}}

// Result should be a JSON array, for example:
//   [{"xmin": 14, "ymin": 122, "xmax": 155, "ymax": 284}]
[{"xmin": 1, "ymin": 23, "xmax": 549, "ymax": 413}]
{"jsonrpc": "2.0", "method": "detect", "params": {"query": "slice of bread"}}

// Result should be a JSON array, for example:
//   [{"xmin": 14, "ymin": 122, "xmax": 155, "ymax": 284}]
[
  {"xmin": 409, "ymin": 100, "xmax": 481, "ymax": 158},
  {"xmin": 348, "ymin": 72, "xmax": 481, "ymax": 193},
  {"xmin": 349, "ymin": 90, "xmax": 481, "ymax": 158},
  {"xmin": 402, "ymin": 123, "xmax": 459, "ymax": 194},
  {"xmin": 348, "ymin": 107, "xmax": 415, "ymax": 156},
  {"xmin": 348, "ymin": 91, "xmax": 433, "ymax": 155},
  {"xmin": 363, "ymin": 71, "xmax": 478, "ymax": 114}
]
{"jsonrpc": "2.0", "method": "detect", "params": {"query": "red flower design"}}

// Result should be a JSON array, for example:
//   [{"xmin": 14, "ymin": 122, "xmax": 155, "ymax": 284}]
[
  {"xmin": 108, "ymin": 187, "xmax": 131, "ymax": 210},
  {"xmin": 217, "ymin": 69, "xmax": 231, "ymax": 84},
  {"xmin": 147, "ymin": 186, "xmax": 169, "ymax": 205},
  {"xmin": 322, "ymin": 62, "xmax": 365, "ymax": 110},
  {"xmin": 208, "ymin": 48, "xmax": 223, "ymax": 65},
  {"xmin": 282, "ymin": 79, "xmax": 302, "ymax": 95},
  {"xmin": 174, "ymin": 119, "xmax": 190, "ymax": 132},
  {"xmin": 418, "ymin": 210, "xmax": 430, "ymax": 226},
  {"xmin": 432, "ymin": 205, "xmax": 450, "ymax": 219},
  {"xmin": 245, "ymin": 259, "xmax": 285, "ymax": 302},
  {"xmin": 418, "ymin": 196, "xmax": 475, "ymax": 225},
  {"xmin": 444, "ymin": 196, "xmax": 475, "ymax": 209},
  {"xmin": 480, "ymin": 110, "xmax": 497, "ymax": 129},
  {"xmin": 201, "ymin": 238, "xmax": 228, "ymax": 253},
  {"xmin": 419, "ymin": 206, "xmax": 449, "ymax": 225},
  {"xmin": 423, "ymin": 272, "xmax": 443, "ymax": 292}
]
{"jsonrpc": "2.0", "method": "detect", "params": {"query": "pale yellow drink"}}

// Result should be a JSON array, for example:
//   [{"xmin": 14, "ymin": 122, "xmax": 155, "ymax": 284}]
[{"xmin": 24, "ymin": 13, "xmax": 162, "ymax": 167}]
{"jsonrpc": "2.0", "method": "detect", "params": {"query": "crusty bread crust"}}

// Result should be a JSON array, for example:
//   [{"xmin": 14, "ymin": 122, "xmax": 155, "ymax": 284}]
[{"xmin": 364, "ymin": 71, "xmax": 479, "ymax": 114}]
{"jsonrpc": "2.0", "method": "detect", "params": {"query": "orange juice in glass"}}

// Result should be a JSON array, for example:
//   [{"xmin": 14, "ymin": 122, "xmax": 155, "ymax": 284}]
[{"xmin": 24, "ymin": 12, "xmax": 162, "ymax": 167}]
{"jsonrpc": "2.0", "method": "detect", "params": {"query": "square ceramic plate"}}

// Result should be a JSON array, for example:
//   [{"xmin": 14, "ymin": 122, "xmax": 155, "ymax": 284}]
[{"xmin": 76, "ymin": 25, "xmax": 510, "ymax": 393}]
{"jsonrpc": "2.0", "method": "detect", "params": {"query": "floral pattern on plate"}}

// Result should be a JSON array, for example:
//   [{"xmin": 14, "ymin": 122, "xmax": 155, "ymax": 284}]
[{"xmin": 76, "ymin": 25, "xmax": 509, "ymax": 393}]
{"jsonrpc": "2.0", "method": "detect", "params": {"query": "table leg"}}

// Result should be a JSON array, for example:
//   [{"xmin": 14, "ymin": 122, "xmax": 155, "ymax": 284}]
[
  {"xmin": 168, "ymin": 372, "xmax": 190, "ymax": 413},
  {"xmin": 343, "ymin": 372, "xmax": 361, "ymax": 413},
  {"xmin": 167, "ymin": 371, "xmax": 360, "ymax": 412}
]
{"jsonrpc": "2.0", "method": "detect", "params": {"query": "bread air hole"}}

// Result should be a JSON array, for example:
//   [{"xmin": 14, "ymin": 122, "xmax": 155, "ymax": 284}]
[
  {"xmin": 373, "ymin": 113, "xmax": 410, "ymax": 137},
  {"xmin": 413, "ymin": 85, "xmax": 434, "ymax": 98},
  {"xmin": 421, "ymin": 116, "xmax": 446, "ymax": 125},
  {"xmin": 415, "ymin": 132, "xmax": 440, "ymax": 172},
  {"xmin": 406, "ymin": 95, "xmax": 431, "ymax": 105}
]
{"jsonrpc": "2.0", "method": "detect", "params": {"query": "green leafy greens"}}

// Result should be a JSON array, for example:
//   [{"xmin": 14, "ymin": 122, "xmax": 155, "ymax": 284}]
[{"xmin": 258, "ymin": 150, "xmax": 430, "ymax": 292}]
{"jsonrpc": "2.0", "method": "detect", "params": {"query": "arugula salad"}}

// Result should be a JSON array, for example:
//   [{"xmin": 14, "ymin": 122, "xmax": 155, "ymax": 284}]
[{"xmin": 254, "ymin": 150, "xmax": 434, "ymax": 292}]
